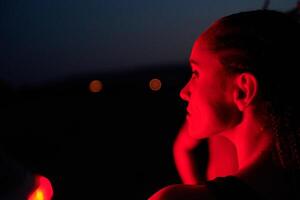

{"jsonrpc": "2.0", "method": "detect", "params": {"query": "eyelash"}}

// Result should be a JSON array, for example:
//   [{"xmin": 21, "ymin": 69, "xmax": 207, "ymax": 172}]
[{"xmin": 192, "ymin": 70, "xmax": 199, "ymax": 78}]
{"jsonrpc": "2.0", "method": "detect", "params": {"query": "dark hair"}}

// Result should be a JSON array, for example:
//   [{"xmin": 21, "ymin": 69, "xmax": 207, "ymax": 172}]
[{"xmin": 203, "ymin": 10, "xmax": 300, "ymax": 169}]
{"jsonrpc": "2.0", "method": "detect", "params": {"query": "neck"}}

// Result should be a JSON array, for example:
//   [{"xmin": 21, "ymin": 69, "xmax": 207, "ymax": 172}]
[
  {"xmin": 222, "ymin": 108, "xmax": 273, "ymax": 171},
  {"xmin": 221, "ymin": 108, "xmax": 293, "ymax": 199},
  {"xmin": 236, "ymin": 128, "xmax": 272, "ymax": 170}
]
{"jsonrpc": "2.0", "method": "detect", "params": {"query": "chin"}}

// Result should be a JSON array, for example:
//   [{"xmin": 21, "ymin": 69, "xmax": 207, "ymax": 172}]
[{"xmin": 188, "ymin": 126, "xmax": 213, "ymax": 139}]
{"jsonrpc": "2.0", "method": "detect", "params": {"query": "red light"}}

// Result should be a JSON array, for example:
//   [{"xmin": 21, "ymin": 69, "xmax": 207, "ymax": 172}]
[
  {"xmin": 28, "ymin": 175, "xmax": 53, "ymax": 200},
  {"xmin": 149, "ymin": 78, "xmax": 162, "ymax": 91},
  {"xmin": 89, "ymin": 80, "xmax": 103, "ymax": 93}
]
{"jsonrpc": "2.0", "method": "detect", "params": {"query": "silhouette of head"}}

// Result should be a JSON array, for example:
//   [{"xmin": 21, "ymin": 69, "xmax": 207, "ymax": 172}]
[{"xmin": 181, "ymin": 10, "xmax": 300, "ymax": 169}]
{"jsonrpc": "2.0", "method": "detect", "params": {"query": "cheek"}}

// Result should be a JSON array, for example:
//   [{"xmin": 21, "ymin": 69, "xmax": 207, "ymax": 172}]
[
  {"xmin": 212, "ymin": 101, "xmax": 240, "ymax": 128},
  {"xmin": 192, "ymin": 84, "xmax": 240, "ymax": 131},
  {"xmin": 214, "ymin": 77, "xmax": 241, "ymax": 126},
  {"xmin": 188, "ymin": 78, "xmax": 218, "ymax": 116}
]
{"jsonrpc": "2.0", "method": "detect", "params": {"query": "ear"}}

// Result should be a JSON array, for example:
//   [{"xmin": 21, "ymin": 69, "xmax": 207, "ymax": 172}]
[{"xmin": 233, "ymin": 73, "xmax": 258, "ymax": 111}]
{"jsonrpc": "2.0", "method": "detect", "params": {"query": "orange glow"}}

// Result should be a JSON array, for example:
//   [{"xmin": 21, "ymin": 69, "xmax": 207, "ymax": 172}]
[
  {"xmin": 89, "ymin": 80, "xmax": 103, "ymax": 93},
  {"xmin": 30, "ymin": 189, "xmax": 44, "ymax": 200},
  {"xmin": 28, "ymin": 175, "xmax": 53, "ymax": 200},
  {"xmin": 149, "ymin": 78, "xmax": 162, "ymax": 91}
]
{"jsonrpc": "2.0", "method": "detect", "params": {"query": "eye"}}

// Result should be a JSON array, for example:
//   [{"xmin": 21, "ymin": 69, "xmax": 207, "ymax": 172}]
[{"xmin": 192, "ymin": 70, "xmax": 200, "ymax": 78}]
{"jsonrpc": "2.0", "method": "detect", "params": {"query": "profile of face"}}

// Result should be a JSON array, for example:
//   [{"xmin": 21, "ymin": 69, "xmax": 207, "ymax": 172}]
[{"xmin": 180, "ymin": 35, "xmax": 240, "ymax": 139}]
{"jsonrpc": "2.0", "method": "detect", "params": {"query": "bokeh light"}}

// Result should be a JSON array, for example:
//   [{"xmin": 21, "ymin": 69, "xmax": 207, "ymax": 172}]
[
  {"xmin": 28, "ymin": 175, "xmax": 53, "ymax": 200},
  {"xmin": 149, "ymin": 78, "xmax": 162, "ymax": 91},
  {"xmin": 89, "ymin": 80, "xmax": 103, "ymax": 93}
]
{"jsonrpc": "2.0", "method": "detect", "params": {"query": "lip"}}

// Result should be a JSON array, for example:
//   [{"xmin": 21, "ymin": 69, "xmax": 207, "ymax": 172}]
[{"xmin": 186, "ymin": 107, "xmax": 192, "ymax": 115}]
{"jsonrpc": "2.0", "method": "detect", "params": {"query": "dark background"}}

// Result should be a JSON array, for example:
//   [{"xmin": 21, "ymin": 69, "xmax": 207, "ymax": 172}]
[
  {"xmin": 0, "ymin": 1, "xmax": 295, "ymax": 88},
  {"xmin": 0, "ymin": 1, "xmax": 299, "ymax": 199},
  {"xmin": 0, "ymin": 64, "xmax": 191, "ymax": 199}
]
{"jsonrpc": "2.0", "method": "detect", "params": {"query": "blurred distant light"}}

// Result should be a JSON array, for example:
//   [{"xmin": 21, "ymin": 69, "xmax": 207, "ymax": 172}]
[
  {"xmin": 28, "ymin": 175, "xmax": 53, "ymax": 200},
  {"xmin": 89, "ymin": 80, "xmax": 103, "ymax": 93},
  {"xmin": 30, "ymin": 190, "xmax": 43, "ymax": 200},
  {"xmin": 149, "ymin": 78, "xmax": 162, "ymax": 91}
]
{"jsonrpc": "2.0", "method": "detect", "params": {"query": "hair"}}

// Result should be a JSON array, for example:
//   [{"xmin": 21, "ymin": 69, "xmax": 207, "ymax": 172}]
[{"xmin": 202, "ymin": 10, "xmax": 300, "ymax": 170}]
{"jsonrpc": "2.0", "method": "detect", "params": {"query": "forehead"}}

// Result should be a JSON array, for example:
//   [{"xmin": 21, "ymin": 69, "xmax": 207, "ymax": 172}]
[{"xmin": 189, "ymin": 36, "xmax": 224, "ymax": 70}]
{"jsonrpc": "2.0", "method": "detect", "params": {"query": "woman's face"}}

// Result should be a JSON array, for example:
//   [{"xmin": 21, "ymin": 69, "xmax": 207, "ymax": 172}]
[{"xmin": 180, "ymin": 37, "xmax": 240, "ymax": 139}]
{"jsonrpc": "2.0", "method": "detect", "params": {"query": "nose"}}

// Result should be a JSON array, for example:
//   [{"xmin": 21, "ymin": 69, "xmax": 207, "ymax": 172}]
[{"xmin": 180, "ymin": 82, "xmax": 191, "ymax": 102}]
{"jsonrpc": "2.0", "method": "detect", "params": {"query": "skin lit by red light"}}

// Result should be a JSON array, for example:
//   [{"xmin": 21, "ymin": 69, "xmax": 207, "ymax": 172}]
[{"xmin": 28, "ymin": 175, "xmax": 53, "ymax": 200}]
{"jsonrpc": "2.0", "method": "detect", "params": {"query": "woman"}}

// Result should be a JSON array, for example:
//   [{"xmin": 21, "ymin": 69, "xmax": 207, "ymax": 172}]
[{"xmin": 149, "ymin": 10, "xmax": 300, "ymax": 200}]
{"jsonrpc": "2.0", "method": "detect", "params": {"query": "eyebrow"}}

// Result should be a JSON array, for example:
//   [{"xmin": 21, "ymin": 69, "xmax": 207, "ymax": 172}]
[
  {"xmin": 189, "ymin": 59, "xmax": 200, "ymax": 66},
  {"xmin": 189, "ymin": 59, "xmax": 201, "ymax": 70}
]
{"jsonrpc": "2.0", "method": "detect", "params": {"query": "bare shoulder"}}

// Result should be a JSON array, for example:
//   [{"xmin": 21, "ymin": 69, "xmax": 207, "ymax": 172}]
[{"xmin": 148, "ymin": 184, "xmax": 215, "ymax": 200}]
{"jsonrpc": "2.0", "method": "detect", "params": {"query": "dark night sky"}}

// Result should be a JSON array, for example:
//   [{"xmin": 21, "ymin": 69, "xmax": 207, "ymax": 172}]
[{"xmin": 0, "ymin": 0, "xmax": 296, "ymax": 87}]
